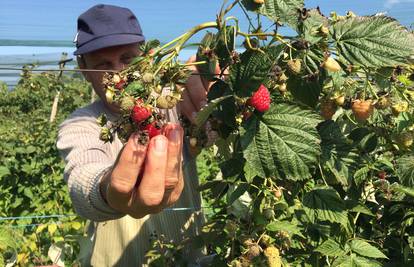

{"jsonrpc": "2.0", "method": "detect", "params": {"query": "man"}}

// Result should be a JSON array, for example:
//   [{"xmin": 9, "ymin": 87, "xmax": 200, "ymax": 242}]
[{"xmin": 57, "ymin": 4, "xmax": 211, "ymax": 266}]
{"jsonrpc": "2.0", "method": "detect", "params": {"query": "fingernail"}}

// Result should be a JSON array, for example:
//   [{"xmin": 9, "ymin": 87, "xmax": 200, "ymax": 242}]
[
  {"xmin": 168, "ymin": 128, "xmax": 181, "ymax": 144},
  {"xmin": 154, "ymin": 137, "xmax": 167, "ymax": 152}
]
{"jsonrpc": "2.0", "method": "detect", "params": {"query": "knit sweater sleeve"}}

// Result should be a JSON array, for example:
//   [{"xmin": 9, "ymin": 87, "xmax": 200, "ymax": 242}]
[{"xmin": 57, "ymin": 104, "xmax": 124, "ymax": 222}]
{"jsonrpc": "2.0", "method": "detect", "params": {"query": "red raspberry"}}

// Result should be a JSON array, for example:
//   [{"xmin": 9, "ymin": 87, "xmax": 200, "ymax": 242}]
[
  {"xmin": 142, "ymin": 122, "xmax": 162, "ymax": 138},
  {"xmin": 115, "ymin": 79, "xmax": 126, "ymax": 90},
  {"xmin": 131, "ymin": 102, "xmax": 152, "ymax": 123},
  {"xmin": 247, "ymin": 84, "xmax": 271, "ymax": 112}
]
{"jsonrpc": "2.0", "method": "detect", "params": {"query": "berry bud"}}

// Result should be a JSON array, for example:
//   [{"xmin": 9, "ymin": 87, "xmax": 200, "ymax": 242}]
[
  {"xmin": 287, "ymin": 59, "xmax": 302, "ymax": 74},
  {"xmin": 189, "ymin": 137, "xmax": 198, "ymax": 147},
  {"xmin": 142, "ymin": 72, "xmax": 154, "ymax": 84},
  {"xmin": 105, "ymin": 88, "xmax": 115, "ymax": 104},
  {"xmin": 322, "ymin": 57, "xmax": 341, "ymax": 72}
]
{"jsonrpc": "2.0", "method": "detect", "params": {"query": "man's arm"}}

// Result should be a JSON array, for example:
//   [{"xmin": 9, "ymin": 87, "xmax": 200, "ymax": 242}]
[
  {"xmin": 57, "ymin": 113, "xmax": 124, "ymax": 221},
  {"xmin": 57, "ymin": 109, "xmax": 185, "ymax": 221}
]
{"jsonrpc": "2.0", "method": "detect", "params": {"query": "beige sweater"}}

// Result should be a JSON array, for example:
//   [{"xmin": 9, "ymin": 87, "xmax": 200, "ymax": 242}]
[{"xmin": 57, "ymin": 100, "xmax": 205, "ymax": 266}]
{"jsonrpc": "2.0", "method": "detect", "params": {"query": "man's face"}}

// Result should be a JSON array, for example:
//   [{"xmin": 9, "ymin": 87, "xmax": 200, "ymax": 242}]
[{"xmin": 78, "ymin": 43, "xmax": 140, "ymax": 113}]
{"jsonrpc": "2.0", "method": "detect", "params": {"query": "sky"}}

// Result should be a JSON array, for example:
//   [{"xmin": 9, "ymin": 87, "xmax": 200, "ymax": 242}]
[{"xmin": 0, "ymin": 0, "xmax": 413, "ymax": 54}]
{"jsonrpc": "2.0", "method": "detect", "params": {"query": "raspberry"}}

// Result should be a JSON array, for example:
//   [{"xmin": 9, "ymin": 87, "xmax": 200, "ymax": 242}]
[
  {"xmin": 248, "ymin": 84, "xmax": 271, "ymax": 112},
  {"xmin": 131, "ymin": 101, "xmax": 152, "ymax": 123},
  {"xmin": 142, "ymin": 122, "xmax": 162, "ymax": 138},
  {"xmin": 115, "ymin": 79, "xmax": 126, "ymax": 90},
  {"xmin": 352, "ymin": 99, "xmax": 373, "ymax": 122}
]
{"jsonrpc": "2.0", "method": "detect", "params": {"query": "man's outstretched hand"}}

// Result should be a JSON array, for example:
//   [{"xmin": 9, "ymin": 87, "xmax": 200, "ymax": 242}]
[{"xmin": 100, "ymin": 123, "xmax": 184, "ymax": 218}]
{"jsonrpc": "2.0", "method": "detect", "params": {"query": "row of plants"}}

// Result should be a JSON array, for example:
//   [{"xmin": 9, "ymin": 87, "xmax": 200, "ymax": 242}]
[{"xmin": 0, "ymin": 66, "xmax": 92, "ymax": 266}]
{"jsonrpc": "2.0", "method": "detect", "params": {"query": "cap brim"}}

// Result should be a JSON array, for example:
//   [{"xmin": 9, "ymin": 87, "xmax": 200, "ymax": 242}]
[{"xmin": 74, "ymin": 34, "xmax": 145, "ymax": 55}]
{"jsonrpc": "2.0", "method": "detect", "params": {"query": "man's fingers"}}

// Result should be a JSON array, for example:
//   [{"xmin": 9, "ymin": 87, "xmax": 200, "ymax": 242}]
[
  {"xmin": 178, "ymin": 90, "xmax": 198, "ymax": 124},
  {"xmin": 186, "ymin": 71, "xmax": 208, "ymax": 111},
  {"xmin": 203, "ymin": 63, "xmax": 221, "ymax": 91},
  {"xmin": 110, "ymin": 133, "xmax": 147, "ymax": 196},
  {"xmin": 136, "ymin": 135, "xmax": 168, "ymax": 208},
  {"xmin": 164, "ymin": 124, "xmax": 184, "ymax": 191}
]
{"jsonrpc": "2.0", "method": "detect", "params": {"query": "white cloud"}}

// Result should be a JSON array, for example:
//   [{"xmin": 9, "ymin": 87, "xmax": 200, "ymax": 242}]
[{"xmin": 384, "ymin": 0, "xmax": 414, "ymax": 9}]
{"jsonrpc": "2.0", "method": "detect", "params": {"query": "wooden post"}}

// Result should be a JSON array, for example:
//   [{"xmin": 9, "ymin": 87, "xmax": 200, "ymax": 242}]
[{"xmin": 50, "ymin": 53, "xmax": 72, "ymax": 123}]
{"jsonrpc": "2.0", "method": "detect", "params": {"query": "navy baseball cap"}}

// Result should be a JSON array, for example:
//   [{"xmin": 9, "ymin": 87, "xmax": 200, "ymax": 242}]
[{"xmin": 73, "ymin": 4, "xmax": 145, "ymax": 55}]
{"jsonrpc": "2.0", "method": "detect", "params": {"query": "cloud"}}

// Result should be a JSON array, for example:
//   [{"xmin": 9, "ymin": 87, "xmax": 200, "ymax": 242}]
[{"xmin": 384, "ymin": 0, "xmax": 414, "ymax": 9}]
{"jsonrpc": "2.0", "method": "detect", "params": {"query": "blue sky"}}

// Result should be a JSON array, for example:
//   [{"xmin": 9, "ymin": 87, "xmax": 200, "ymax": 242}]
[{"xmin": 0, "ymin": 0, "xmax": 413, "ymax": 54}]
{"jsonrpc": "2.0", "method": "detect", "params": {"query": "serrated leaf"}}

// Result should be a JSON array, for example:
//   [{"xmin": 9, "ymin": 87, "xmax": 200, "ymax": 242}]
[
  {"xmin": 287, "ymin": 72, "xmax": 323, "ymax": 107},
  {"xmin": 195, "ymin": 95, "xmax": 232, "ymax": 127},
  {"xmin": 242, "ymin": 0, "xmax": 304, "ymax": 29},
  {"xmin": 240, "ymin": 103, "xmax": 321, "ymax": 180},
  {"xmin": 391, "ymin": 183, "xmax": 414, "ymax": 198},
  {"xmin": 303, "ymin": 187, "xmax": 348, "ymax": 226},
  {"xmin": 266, "ymin": 220, "xmax": 304, "ymax": 238},
  {"xmin": 230, "ymin": 49, "xmax": 274, "ymax": 97},
  {"xmin": 315, "ymin": 239, "xmax": 346, "ymax": 257},
  {"xmin": 396, "ymin": 154, "xmax": 414, "ymax": 187},
  {"xmin": 319, "ymin": 121, "xmax": 360, "ymax": 186},
  {"xmin": 333, "ymin": 253, "xmax": 382, "ymax": 267},
  {"xmin": 345, "ymin": 200, "xmax": 375, "ymax": 216},
  {"xmin": 332, "ymin": 16, "xmax": 414, "ymax": 67},
  {"xmin": 301, "ymin": 9, "xmax": 329, "ymax": 44},
  {"xmin": 227, "ymin": 183, "xmax": 249, "ymax": 205},
  {"xmin": 287, "ymin": 48, "xmax": 325, "ymax": 107},
  {"xmin": 353, "ymin": 166, "xmax": 370, "ymax": 186},
  {"xmin": 349, "ymin": 239, "xmax": 388, "ymax": 259}
]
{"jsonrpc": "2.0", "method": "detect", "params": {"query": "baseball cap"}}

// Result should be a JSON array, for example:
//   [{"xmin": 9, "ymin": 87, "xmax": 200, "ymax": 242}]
[{"xmin": 73, "ymin": 4, "xmax": 145, "ymax": 55}]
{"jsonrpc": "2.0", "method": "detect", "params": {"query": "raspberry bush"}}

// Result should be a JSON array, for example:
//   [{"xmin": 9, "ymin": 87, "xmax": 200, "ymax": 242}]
[{"xmin": 98, "ymin": 0, "xmax": 414, "ymax": 265}]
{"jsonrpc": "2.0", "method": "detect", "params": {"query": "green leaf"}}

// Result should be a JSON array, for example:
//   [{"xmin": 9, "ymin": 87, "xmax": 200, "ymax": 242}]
[
  {"xmin": 332, "ymin": 16, "xmax": 414, "ymax": 67},
  {"xmin": 124, "ymin": 81, "xmax": 145, "ymax": 96},
  {"xmin": 319, "ymin": 121, "xmax": 360, "ymax": 186},
  {"xmin": 0, "ymin": 228, "xmax": 16, "ymax": 250},
  {"xmin": 242, "ymin": 0, "xmax": 304, "ymax": 29},
  {"xmin": 195, "ymin": 95, "xmax": 232, "ymax": 127},
  {"xmin": 333, "ymin": 254, "xmax": 382, "ymax": 267},
  {"xmin": 240, "ymin": 103, "xmax": 321, "ymax": 180},
  {"xmin": 349, "ymin": 239, "xmax": 388, "ymax": 259},
  {"xmin": 303, "ymin": 187, "xmax": 348, "ymax": 226},
  {"xmin": 353, "ymin": 166, "xmax": 370, "ymax": 186},
  {"xmin": 230, "ymin": 49, "xmax": 275, "ymax": 97},
  {"xmin": 0, "ymin": 166, "xmax": 10, "ymax": 178},
  {"xmin": 391, "ymin": 183, "xmax": 414, "ymax": 198},
  {"xmin": 301, "ymin": 9, "xmax": 329, "ymax": 44},
  {"xmin": 345, "ymin": 200, "xmax": 375, "ymax": 217},
  {"xmin": 287, "ymin": 72, "xmax": 323, "ymax": 108},
  {"xmin": 266, "ymin": 220, "xmax": 304, "ymax": 238},
  {"xmin": 315, "ymin": 239, "xmax": 346, "ymax": 257},
  {"xmin": 227, "ymin": 183, "xmax": 249, "ymax": 205},
  {"xmin": 396, "ymin": 154, "xmax": 414, "ymax": 187}
]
